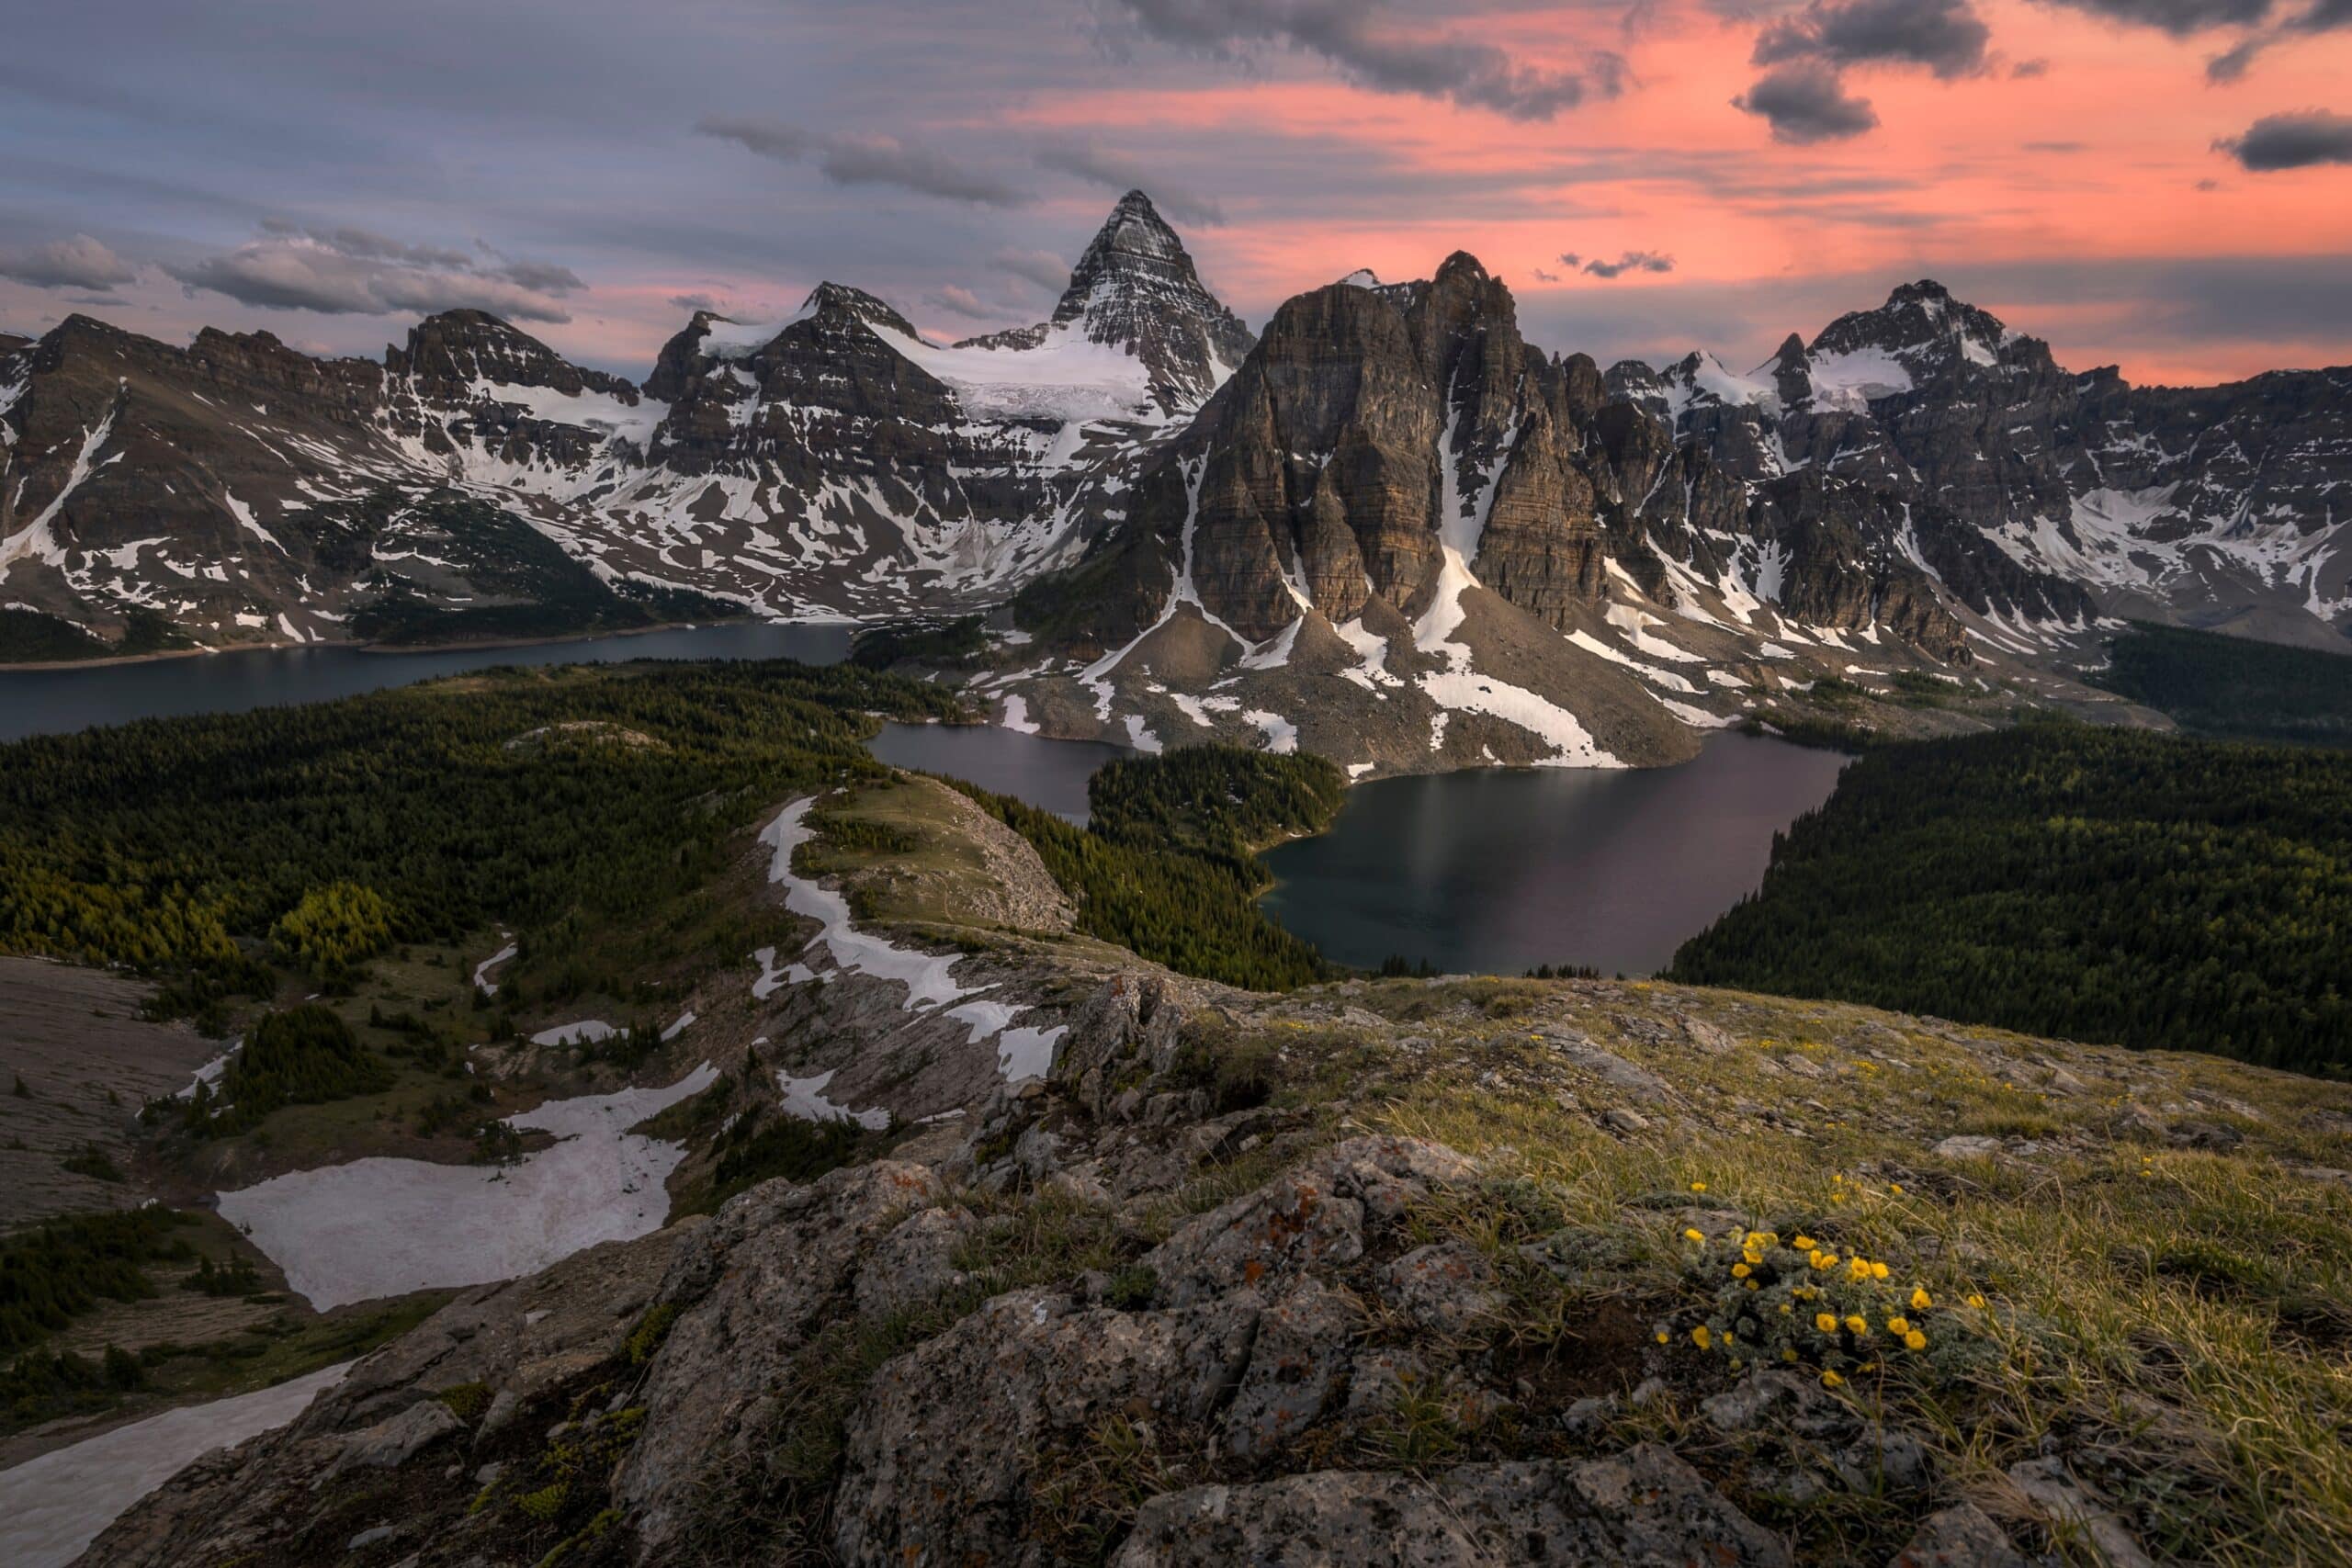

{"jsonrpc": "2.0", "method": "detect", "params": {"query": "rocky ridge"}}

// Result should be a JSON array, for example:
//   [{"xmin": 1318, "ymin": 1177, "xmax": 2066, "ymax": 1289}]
[
  {"xmin": 77, "ymin": 775, "xmax": 2352, "ymax": 1566},
  {"xmin": 6, "ymin": 199, "xmax": 2345, "ymax": 775},
  {"xmin": 1607, "ymin": 280, "xmax": 2352, "ymax": 652},
  {"xmin": 0, "ymin": 195, "xmax": 1244, "ymax": 647}
]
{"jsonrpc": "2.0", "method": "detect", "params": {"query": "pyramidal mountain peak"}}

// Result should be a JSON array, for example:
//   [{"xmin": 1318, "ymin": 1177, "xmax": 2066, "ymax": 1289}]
[{"xmin": 1040, "ymin": 188, "xmax": 1256, "ymax": 412}]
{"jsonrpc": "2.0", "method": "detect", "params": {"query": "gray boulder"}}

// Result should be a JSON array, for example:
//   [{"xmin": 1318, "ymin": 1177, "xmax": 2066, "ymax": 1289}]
[
  {"xmin": 1114, "ymin": 1443, "xmax": 1791, "ymax": 1565},
  {"xmin": 833, "ymin": 1287, "xmax": 1258, "ymax": 1565}
]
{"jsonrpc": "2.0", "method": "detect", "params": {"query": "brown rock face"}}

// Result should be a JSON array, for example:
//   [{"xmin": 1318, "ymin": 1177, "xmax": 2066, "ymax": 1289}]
[{"xmin": 1119, "ymin": 253, "xmax": 1634, "ymax": 646}]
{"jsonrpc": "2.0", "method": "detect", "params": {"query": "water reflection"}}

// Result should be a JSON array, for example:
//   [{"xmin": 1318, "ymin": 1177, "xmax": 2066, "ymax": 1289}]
[{"xmin": 1260, "ymin": 733, "xmax": 1847, "ymax": 977}]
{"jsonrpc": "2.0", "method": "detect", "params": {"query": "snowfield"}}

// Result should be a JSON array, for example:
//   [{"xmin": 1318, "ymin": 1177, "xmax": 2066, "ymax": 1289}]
[
  {"xmin": 215, "ymin": 1063, "xmax": 718, "ymax": 1311},
  {"xmin": 0, "ymin": 1360, "xmax": 351, "ymax": 1568}
]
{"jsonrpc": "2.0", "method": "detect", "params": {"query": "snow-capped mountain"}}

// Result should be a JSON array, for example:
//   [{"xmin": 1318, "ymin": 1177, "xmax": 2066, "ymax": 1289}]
[
  {"xmin": 4, "ymin": 197, "xmax": 2347, "ymax": 773},
  {"xmin": 0, "ymin": 193, "xmax": 1244, "ymax": 647},
  {"xmin": 985, "ymin": 254, "xmax": 2095, "ymax": 774},
  {"xmin": 1608, "ymin": 281, "xmax": 2352, "ymax": 651}
]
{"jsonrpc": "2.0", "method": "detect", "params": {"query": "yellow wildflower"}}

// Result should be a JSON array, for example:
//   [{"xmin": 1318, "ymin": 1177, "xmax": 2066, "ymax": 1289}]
[
  {"xmin": 1732, "ymin": 1262, "xmax": 1751, "ymax": 1279},
  {"xmin": 1691, "ymin": 1325, "xmax": 1712, "ymax": 1349},
  {"xmin": 1911, "ymin": 1288, "xmax": 1933, "ymax": 1311},
  {"xmin": 1744, "ymin": 1279, "xmax": 1760, "ymax": 1292},
  {"xmin": 1821, "ymin": 1370, "xmax": 1846, "ymax": 1389},
  {"xmin": 1966, "ymin": 1293, "xmax": 1987, "ymax": 1310},
  {"xmin": 1792, "ymin": 1235, "xmax": 1816, "ymax": 1250},
  {"xmin": 1690, "ymin": 1181, "xmax": 1708, "ymax": 1193},
  {"xmin": 1779, "ymin": 1303, "xmax": 1792, "ymax": 1315},
  {"xmin": 1781, "ymin": 1347, "xmax": 1798, "ymax": 1363},
  {"xmin": 1655, "ymin": 1331, "xmax": 1669, "ymax": 1344},
  {"xmin": 1844, "ymin": 1314, "xmax": 1869, "ymax": 1336},
  {"xmin": 1890, "ymin": 1182, "xmax": 1904, "ymax": 1194},
  {"xmin": 1683, "ymin": 1229, "xmax": 1704, "ymax": 1244},
  {"xmin": 1815, "ymin": 1312, "xmax": 1839, "ymax": 1334},
  {"xmin": 1904, "ymin": 1330, "xmax": 1928, "ymax": 1351},
  {"xmin": 1871, "ymin": 1262, "xmax": 1890, "ymax": 1280},
  {"xmin": 1886, "ymin": 1316, "xmax": 1909, "ymax": 1335}
]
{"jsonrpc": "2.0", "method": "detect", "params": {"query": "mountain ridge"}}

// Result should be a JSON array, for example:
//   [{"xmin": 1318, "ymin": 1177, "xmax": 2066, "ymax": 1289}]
[{"xmin": 3, "ymin": 197, "xmax": 2346, "ymax": 775}]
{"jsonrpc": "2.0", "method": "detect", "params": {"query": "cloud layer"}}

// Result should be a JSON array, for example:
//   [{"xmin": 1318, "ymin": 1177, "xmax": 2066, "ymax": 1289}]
[
  {"xmin": 1102, "ymin": 0, "xmax": 1624, "ymax": 119},
  {"xmin": 696, "ymin": 118, "xmax": 1028, "ymax": 206},
  {"xmin": 170, "ymin": 228, "xmax": 583, "ymax": 321},
  {"xmin": 0, "ymin": 0, "xmax": 2346, "ymax": 391},
  {"xmin": 0, "ymin": 233, "xmax": 139, "ymax": 290}
]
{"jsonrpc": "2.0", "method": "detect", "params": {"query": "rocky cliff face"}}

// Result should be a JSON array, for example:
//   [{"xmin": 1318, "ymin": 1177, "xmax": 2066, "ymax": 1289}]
[
  {"xmin": 77, "ymin": 780, "xmax": 2352, "ymax": 1567},
  {"xmin": 989, "ymin": 252, "xmax": 2037, "ymax": 773}
]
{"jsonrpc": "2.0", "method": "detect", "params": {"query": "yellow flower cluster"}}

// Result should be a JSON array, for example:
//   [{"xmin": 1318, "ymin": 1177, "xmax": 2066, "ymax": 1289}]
[{"xmin": 1667, "ymin": 1211, "xmax": 1995, "ymax": 1392}]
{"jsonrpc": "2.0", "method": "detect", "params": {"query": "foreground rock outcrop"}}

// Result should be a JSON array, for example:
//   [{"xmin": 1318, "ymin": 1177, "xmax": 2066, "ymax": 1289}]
[{"xmin": 74, "ymin": 795, "xmax": 2352, "ymax": 1567}]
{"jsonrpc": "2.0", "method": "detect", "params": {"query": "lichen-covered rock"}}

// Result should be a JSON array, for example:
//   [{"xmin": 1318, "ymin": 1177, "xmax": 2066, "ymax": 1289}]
[
  {"xmin": 832, "ymin": 1287, "xmax": 1259, "ymax": 1565},
  {"xmin": 324, "ymin": 1398, "xmax": 461, "ymax": 1477},
  {"xmin": 854, "ymin": 1204, "xmax": 979, "ymax": 1320},
  {"xmin": 2006, "ymin": 1458, "xmax": 2154, "ymax": 1568},
  {"xmin": 1889, "ymin": 1500, "xmax": 2029, "ymax": 1568},
  {"xmin": 1221, "ymin": 1278, "xmax": 1363, "ymax": 1457},
  {"xmin": 1143, "ymin": 1136, "xmax": 1475, "ymax": 1306},
  {"xmin": 1114, "ymin": 1444, "xmax": 1792, "ymax": 1565},
  {"xmin": 1702, "ymin": 1371, "xmax": 1930, "ymax": 1497},
  {"xmin": 74, "ymin": 1226, "xmax": 681, "ymax": 1567},
  {"xmin": 1380, "ymin": 1239, "xmax": 1503, "ymax": 1337},
  {"xmin": 615, "ymin": 1160, "xmax": 945, "ymax": 1554}
]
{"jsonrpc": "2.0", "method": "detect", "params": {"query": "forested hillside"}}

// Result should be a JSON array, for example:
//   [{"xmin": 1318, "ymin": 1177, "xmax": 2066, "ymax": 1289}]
[
  {"xmin": 0, "ymin": 660, "xmax": 964, "ymax": 1021},
  {"xmin": 1668, "ymin": 723, "xmax": 2352, "ymax": 1073},
  {"xmin": 2093, "ymin": 623, "xmax": 2352, "ymax": 748},
  {"xmin": 953, "ymin": 747, "xmax": 1346, "ymax": 991}
]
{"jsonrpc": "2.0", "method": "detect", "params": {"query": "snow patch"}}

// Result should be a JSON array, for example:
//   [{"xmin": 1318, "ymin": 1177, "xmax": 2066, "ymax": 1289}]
[
  {"xmin": 775, "ymin": 1067, "xmax": 889, "ymax": 1130},
  {"xmin": 761, "ymin": 799, "xmax": 972, "ymax": 1010},
  {"xmin": 0, "ymin": 1361, "xmax": 353, "ymax": 1568},
  {"xmin": 216, "ymin": 1062, "xmax": 718, "ymax": 1311}
]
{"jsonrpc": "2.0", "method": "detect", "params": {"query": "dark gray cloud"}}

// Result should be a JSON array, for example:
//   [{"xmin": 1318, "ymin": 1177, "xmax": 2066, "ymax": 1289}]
[
  {"xmin": 1035, "ymin": 143, "xmax": 1227, "ymax": 226},
  {"xmin": 2215, "ymin": 110, "xmax": 2352, "ymax": 169},
  {"xmin": 1532, "ymin": 265, "xmax": 1563, "ymax": 282},
  {"xmin": 2199, "ymin": 0, "xmax": 2352, "ymax": 78},
  {"xmin": 168, "ymin": 226, "xmax": 581, "ymax": 321},
  {"xmin": 1733, "ymin": 60, "xmax": 1880, "ymax": 142},
  {"xmin": 2010, "ymin": 55, "xmax": 2052, "ymax": 75},
  {"xmin": 990, "ymin": 247, "xmax": 1073, "ymax": 292},
  {"xmin": 494, "ymin": 254, "xmax": 587, "ymax": 294},
  {"xmin": 667, "ymin": 292, "xmax": 723, "ymax": 314},
  {"xmin": 2030, "ymin": 0, "xmax": 2273, "ymax": 34},
  {"xmin": 0, "ymin": 233, "xmax": 140, "ymax": 290},
  {"xmin": 1102, "ymin": 0, "xmax": 1625, "ymax": 120},
  {"xmin": 1579, "ymin": 249, "xmax": 1677, "ymax": 277},
  {"xmin": 1753, "ymin": 0, "xmax": 1992, "ymax": 80},
  {"xmin": 696, "ymin": 117, "xmax": 1028, "ymax": 207}
]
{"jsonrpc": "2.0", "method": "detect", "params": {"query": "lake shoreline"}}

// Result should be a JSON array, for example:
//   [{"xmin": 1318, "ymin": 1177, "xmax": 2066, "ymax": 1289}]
[{"xmin": 0, "ymin": 612, "xmax": 870, "ymax": 675}]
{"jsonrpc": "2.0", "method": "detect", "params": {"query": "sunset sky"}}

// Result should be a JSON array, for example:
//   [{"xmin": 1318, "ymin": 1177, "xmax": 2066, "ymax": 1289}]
[{"xmin": 5, "ymin": 0, "xmax": 2348, "ymax": 388}]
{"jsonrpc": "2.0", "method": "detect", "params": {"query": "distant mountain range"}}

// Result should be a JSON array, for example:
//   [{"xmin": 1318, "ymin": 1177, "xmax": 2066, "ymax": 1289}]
[{"xmin": 4, "ymin": 192, "xmax": 2346, "ymax": 772}]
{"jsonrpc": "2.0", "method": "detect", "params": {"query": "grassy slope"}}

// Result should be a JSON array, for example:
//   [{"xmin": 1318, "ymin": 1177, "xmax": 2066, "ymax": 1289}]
[{"xmin": 1235, "ymin": 975, "xmax": 2352, "ymax": 1564}]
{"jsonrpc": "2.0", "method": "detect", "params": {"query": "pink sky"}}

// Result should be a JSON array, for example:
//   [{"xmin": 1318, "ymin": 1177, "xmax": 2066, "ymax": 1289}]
[{"xmin": 4, "ymin": 0, "xmax": 2346, "ymax": 389}]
